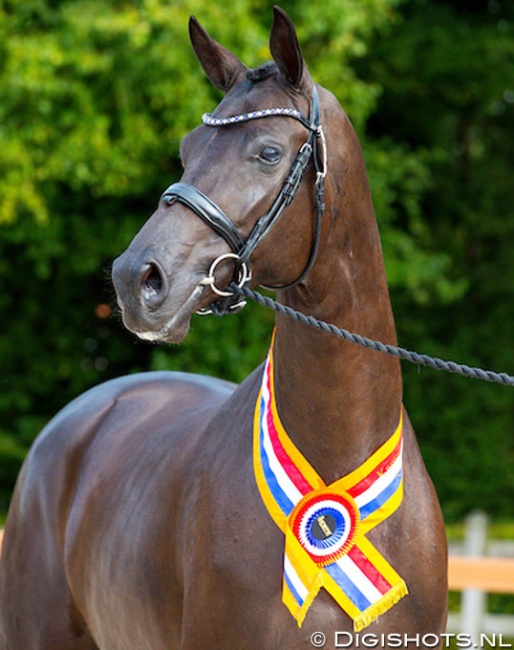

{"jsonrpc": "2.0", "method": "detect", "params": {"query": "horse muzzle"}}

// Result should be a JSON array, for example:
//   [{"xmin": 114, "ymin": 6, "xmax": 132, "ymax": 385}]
[{"xmin": 111, "ymin": 239, "xmax": 237, "ymax": 342}]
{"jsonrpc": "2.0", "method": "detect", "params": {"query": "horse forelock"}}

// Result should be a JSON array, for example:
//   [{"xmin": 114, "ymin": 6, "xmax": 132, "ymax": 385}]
[{"xmin": 245, "ymin": 62, "xmax": 277, "ymax": 83}]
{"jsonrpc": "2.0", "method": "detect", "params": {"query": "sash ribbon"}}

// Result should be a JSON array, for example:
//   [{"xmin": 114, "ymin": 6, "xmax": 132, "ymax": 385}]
[{"xmin": 253, "ymin": 342, "xmax": 408, "ymax": 631}]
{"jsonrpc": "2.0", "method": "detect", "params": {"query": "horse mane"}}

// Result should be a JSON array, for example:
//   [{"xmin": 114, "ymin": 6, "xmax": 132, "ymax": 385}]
[{"xmin": 245, "ymin": 62, "xmax": 277, "ymax": 83}]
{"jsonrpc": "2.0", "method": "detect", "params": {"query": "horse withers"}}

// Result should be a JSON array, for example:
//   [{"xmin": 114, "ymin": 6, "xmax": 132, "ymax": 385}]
[{"xmin": 0, "ymin": 8, "xmax": 447, "ymax": 649}]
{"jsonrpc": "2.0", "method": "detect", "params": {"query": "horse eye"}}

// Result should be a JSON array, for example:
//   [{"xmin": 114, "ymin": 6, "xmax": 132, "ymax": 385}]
[{"xmin": 257, "ymin": 146, "xmax": 281, "ymax": 165}]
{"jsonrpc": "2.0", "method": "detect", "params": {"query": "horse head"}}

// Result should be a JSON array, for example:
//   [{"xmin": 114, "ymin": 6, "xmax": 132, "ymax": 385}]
[{"xmin": 112, "ymin": 7, "xmax": 334, "ymax": 343}]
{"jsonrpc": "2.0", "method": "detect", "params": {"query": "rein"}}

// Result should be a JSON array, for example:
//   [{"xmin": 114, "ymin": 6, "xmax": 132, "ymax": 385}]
[
  {"xmin": 160, "ymin": 86, "xmax": 326, "ymax": 316},
  {"xmin": 231, "ymin": 284, "xmax": 514, "ymax": 387}
]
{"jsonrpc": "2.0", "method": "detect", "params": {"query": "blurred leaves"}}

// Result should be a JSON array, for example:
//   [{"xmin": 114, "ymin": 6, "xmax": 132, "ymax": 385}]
[{"xmin": 358, "ymin": 0, "xmax": 514, "ymax": 519}]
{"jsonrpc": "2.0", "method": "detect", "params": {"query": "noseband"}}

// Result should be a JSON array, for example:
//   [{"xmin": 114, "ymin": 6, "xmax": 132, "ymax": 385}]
[{"xmin": 160, "ymin": 86, "xmax": 326, "ymax": 316}]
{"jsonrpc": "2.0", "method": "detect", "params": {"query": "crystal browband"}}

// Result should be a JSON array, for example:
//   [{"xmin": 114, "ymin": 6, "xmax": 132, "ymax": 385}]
[{"xmin": 202, "ymin": 107, "xmax": 314, "ymax": 131}]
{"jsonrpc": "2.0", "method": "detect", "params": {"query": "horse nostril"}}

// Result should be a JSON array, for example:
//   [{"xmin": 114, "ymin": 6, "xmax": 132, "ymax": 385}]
[
  {"xmin": 142, "ymin": 264, "xmax": 162, "ymax": 294},
  {"xmin": 140, "ymin": 262, "xmax": 168, "ymax": 308}
]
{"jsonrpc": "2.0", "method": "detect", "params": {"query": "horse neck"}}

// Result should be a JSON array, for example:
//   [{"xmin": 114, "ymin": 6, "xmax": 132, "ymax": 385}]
[{"xmin": 272, "ymin": 111, "xmax": 402, "ymax": 485}]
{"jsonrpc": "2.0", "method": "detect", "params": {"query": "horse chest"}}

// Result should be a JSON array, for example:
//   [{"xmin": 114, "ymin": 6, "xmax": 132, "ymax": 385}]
[{"xmin": 173, "ymin": 425, "xmax": 447, "ymax": 649}]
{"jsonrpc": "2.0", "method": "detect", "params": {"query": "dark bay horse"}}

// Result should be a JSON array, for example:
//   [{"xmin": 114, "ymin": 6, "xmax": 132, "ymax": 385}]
[{"xmin": 0, "ymin": 8, "xmax": 447, "ymax": 649}]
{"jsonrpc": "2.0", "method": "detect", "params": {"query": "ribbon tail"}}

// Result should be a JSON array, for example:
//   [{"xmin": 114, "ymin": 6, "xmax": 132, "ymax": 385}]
[
  {"xmin": 284, "ymin": 570, "xmax": 324, "ymax": 628},
  {"xmin": 282, "ymin": 529, "xmax": 325, "ymax": 627},
  {"xmin": 353, "ymin": 580, "xmax": 408, "ymax": 632},
  {"xmin": 341, "ymin": 535, "xmax": 409, "ymax": 632}
]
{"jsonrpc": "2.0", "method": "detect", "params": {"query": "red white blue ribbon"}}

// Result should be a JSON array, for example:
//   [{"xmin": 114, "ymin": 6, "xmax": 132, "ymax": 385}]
[{"xmin": 253, "ymin": 341, "xmax": 408, "ymax": 630}]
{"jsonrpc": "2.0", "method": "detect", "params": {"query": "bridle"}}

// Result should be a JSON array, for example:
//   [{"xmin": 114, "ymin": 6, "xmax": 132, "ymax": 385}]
[
  {"xmin": 156, "ymin": 89, "xmax": 514, "ymax": 389},
  {"xmin": 160, "ymin": 85, "xmax": 327, "ymax": 316}
]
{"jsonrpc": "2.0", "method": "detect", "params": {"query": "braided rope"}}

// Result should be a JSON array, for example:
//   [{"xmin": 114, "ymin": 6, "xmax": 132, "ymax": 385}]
[{"xmin": 233, "ymin": 285, "xmax": 514, "ymax": 387}]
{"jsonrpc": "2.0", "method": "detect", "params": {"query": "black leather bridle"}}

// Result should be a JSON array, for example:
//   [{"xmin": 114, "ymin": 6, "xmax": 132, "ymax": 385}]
[{"xmin": 160, "ymin": 85, "xmax": 326, "ymax": 316}]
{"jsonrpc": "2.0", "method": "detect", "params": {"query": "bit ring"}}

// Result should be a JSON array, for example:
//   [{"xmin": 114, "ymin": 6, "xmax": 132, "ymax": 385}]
[{"xmin": 199, "ymin": 253, "xmax": 251, "ymax": 297}]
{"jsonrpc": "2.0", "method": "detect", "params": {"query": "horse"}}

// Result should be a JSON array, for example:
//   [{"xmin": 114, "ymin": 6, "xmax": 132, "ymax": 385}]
[{"xmin": 0, "ymin": 8, "xmax": 447, "ymax": 649}]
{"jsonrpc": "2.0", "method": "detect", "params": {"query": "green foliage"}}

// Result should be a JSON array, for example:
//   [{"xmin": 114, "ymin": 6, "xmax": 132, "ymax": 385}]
[
  {"xmin": 0, "ymin": 0, "xmax": 513, "ymax": 523},
  {"xmin": 358, "ymin": 0, "xmax": 514, "ymax": 520}
]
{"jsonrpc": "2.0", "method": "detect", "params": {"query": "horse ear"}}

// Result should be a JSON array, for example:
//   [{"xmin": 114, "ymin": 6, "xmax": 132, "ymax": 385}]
[
  {"xmin": 269, "ymin": 6, "xmax": 305, "ymax": 88},
  {"xmin": 189, "ymin": 16, "xmax": 248, "ymax": 93}
]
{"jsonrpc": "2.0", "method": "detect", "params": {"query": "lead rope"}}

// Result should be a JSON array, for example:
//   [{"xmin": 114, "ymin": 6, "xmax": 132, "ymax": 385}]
[{"xmin": 230, "ymin": 284, "xmax": 514, "ymax": 387}]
